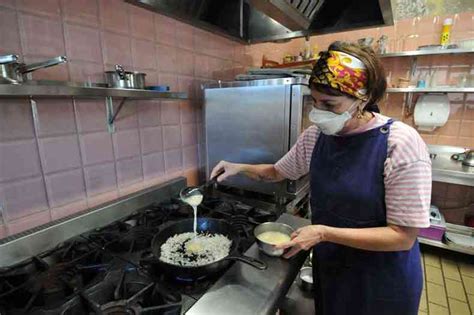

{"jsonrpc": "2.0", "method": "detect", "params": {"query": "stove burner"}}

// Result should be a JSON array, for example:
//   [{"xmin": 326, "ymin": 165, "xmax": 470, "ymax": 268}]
[
  {"xmin": 0, "ymin": 194, "xmax": 279, "ymax": 314},
  {"xmin": 78, "ymin": 270, "xmax": 182, "ymax": 315}
]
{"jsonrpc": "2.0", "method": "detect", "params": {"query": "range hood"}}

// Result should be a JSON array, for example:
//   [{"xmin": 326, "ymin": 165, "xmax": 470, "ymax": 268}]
[{"xmin": 127, "ymin": 0, "xmax": 393, "ymax": 43}]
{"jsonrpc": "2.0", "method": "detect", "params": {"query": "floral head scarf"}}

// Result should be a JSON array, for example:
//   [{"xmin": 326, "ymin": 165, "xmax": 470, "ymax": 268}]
[{"xmin": 310, "ymin": 50, "xmax": 368, "ymax": 101}]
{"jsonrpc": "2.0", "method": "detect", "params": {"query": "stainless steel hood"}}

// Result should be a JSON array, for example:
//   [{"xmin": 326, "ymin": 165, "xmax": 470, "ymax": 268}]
[{"xmin": 127, "ymin": 0, "xmax": 393, "ymax": 43}]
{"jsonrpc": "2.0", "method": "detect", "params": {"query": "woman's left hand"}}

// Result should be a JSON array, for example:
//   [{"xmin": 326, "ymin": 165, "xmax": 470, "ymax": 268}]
[{"xmin": 275, "ymin": 225, "xmax": 328, "ymax": 259}]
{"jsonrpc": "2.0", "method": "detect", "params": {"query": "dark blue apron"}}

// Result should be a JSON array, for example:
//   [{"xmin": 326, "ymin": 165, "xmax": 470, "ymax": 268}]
[{"xmin": 309, "ymin": 120, "xmax": 423, "ymax": 315}]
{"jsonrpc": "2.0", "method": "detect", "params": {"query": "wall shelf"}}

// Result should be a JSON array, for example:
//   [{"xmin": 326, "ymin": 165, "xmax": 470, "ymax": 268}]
[
  {"xmin": 379, "ymin": 48, "xmax": 474, "ymax": 58},
  {"xmin": 429, "ymin": 145, "xmax": 474, "ymax": 188},
  {"xmin": 418, "ymin": 236, "xmax": 474, "ymax": 256},
  {"xmin": 387, "ymin": 87, "xmax": 474, "ymax": 93},
  {"xmin": 0, "ymin": 81, "xmax": 188, "ymax": 99},
  {"xmin": 0, "ymin": 81, "xmax": 187, "ymax": 133}
]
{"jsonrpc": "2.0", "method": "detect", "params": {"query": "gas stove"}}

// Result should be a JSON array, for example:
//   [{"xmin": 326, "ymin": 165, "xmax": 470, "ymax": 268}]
[{"xmin": 0, "ymin": 192, "xmax": 278, "ymax": 314}]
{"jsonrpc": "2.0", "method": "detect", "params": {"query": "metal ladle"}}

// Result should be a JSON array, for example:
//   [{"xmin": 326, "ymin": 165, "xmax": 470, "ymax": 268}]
[{"xmin": 179, "ymin": 170, "xmax": 224, "ymax": 204}]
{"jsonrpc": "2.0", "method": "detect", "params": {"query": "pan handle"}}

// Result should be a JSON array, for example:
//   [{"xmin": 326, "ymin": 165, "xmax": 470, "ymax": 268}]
[
  {"xmin": 225, "ymin": 255, "xmax": 267, "ymax": 270},
  {"xmin": 20, "ymin": 56, "xmax": 67, "ymax": 74}
]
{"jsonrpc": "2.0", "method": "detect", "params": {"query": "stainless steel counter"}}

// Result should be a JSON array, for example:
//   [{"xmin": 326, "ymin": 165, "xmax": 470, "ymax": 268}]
[
  {"xmin": 428, "ymin": 145, "xmax": 474, "ymax": 187},
  {"xmin": 186, "ymin": 213, "xmax": 311, "ymax": 315}
]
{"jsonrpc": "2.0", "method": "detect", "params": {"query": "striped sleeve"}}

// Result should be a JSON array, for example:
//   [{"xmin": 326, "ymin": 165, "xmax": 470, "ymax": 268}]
[
  {"xmin": 384, "ymin": 122, "xmax": 431, "ymax": 228},
  {"xmin": 274, "ymin": 126, "xmax": 320, "ymax": 180}
]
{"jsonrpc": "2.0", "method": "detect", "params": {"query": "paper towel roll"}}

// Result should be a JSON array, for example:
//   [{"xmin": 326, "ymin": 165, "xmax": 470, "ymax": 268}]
[{"xmin": 414, "ymin": 94, "xmax": 450, "ymax": 132}]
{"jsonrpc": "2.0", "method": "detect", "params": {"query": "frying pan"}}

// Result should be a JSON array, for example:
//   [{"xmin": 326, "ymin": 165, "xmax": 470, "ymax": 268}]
[{"xmin": 142, "ymin": 218, "xmax": 267, "ymax": 279}]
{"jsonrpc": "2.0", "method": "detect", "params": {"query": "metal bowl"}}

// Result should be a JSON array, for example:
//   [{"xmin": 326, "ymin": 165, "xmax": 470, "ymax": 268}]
[
  {"xmin": 254, "ymin": 222, "xmax": 294, "ymax": 257},
  {"xmin": 299, "ymin": 266, "xmax": 314, "ymax": 291}
]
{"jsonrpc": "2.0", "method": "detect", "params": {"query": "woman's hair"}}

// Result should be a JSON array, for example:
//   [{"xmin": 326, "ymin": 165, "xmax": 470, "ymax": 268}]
[{"xmin": 310, "ymin": 41, "xmax": 386, "ymax": 113}]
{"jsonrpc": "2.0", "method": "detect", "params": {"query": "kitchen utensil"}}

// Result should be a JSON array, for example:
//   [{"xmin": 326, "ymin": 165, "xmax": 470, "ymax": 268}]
[
  {"xmin": 299, "ymin": 267, "xmax": 314, "ymax": 291},
  {"xmin": 375, "ymin": 35, "xmax": 388, "ymax": 54},
  {"xmin": 0, "ymin": 54, "xmax": 67, "ymax": 84},
  {"xmin": 398, "ymin": 77, "xmax": 410, "ymax": 88},
  {"xmin": 451, "ymin": 149, "xmax": 474, "ymax": 167},
  {"xmin": 417, "ymin": 44, "xmax": 442, "ymax": 51},
  {"xmin": 105, "ymin": 64, "xmax": 146, "ymax": 89},
  {"xmin": 142, "ymin": 218, "xmax": 267, "ymax": 279},
  {"xmin": 254, "ymin": 222, "xmax": 295, "ymax": 257},
  {"xmin": 357, "ymin": 37, "xmax": 374, "ymax": 47},
  {"xmin": 179, "ymin": 170, "xmax": 224, "ymax": 205}
]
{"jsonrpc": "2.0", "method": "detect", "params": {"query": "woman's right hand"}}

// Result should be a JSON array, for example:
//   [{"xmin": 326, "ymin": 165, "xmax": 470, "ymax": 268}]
[{"xmin": 210, "ymin": 161, "xmax": 243, "ymax": 182}]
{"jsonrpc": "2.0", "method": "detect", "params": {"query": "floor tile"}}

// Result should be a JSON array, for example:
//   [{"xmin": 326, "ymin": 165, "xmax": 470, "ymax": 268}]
[
  {"xmin": 419, "ymin": 290, "xmax": 428, "ymax": 312},
  {"xmin": 462, "ymin": 275, "xmax": 474, "ymax": 295},
  {"xmin": 426, "ymin": 265, "xmax": 445, "ymax": 286},
  {"xmin": 428, "ymin": 303, "xmax": 449, "ymax": 315},
  {"xmin": 442, "ymin": 258, "xmax": 462, "ymax": 281},
  {"xmin": 448, "ymin": 298, "xmax": 471, "ymax": 315},
  {"xmin": 445, "ymin": 278, "xmax": 467, "ymax": 302},
  {"xmin": 467, "ymin": 294, "xmax": 474, "ymax": 309},
  {"xmin": 424, "ymin": 252, "xmax": 441, "ymax": 268},
  {"xmin": 459, "ymin": 262, "xmax": 474, "ymax": 278},
  {"xmin": 427, "ymin": 282, "xmax": 448, "ymax": 307}
]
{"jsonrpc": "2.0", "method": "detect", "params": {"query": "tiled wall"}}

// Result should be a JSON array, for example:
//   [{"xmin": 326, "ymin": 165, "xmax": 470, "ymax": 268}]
[
  {"xmin": 0, "ymin": 0, "xmax": 249, "ymax": 239},
  {"xmin": 245, "ymin": 12, "xmax": 474, "ymax": 224}
]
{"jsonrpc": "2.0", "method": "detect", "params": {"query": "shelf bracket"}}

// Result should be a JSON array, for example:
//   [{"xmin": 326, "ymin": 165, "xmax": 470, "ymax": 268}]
[{"xmin": 106, "ymin": 97, "xmax": 128, "ymax": 133}]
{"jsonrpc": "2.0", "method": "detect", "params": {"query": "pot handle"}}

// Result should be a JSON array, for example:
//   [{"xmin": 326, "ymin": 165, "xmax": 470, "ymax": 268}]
[
  {"xmin": 115, "ymin": 64, "xmax": 127, "ymax": 80},
  {"xmin": 225, "ymin": 255, "xmax": 267, "ymax": 270},
  {"xmin": 451, "ymin": 153, "xmax": 466, "ymax": 161},
  {"xmin": 0, "ymin": 54, "xmax": 18, "ymax": 64},
  {"xmin": 21, "ymin": 56, "xmax": 67, "ymax": 74}
]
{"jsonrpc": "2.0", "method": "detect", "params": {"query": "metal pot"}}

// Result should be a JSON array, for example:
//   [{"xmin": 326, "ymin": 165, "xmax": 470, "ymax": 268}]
[
  {"xmin": 0, "ymin": 54, "xmax": 67, "ymax": 84},
  {"xmin": 105, "ymin": 64, "xmax": 146, "ymax": 89},
  {"xmin": 254, "ymin": 222, "xmax": 294, "ymax": 257}
]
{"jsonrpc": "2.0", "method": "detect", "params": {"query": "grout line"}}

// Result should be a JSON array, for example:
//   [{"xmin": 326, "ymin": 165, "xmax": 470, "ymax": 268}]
[
  {"xmin": 71, "ymin": 98, "xmax": 90, "ymax": 202},
  {"xmin": 439, "ymin": 256, "xmax": 452, "ymax": 314},
  {"xmin": 458, "ymin": 264, "xmax": 473, "ymax": 315},
  {"xmin": 28, "ymin": 98, "xmax": 52, "ymax": 222}
]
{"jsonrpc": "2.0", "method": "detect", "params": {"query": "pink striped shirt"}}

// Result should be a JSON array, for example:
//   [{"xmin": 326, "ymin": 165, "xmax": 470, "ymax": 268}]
[{"xmin": 275, "ymin": 113, "xmax": 431, "ymax": 228}]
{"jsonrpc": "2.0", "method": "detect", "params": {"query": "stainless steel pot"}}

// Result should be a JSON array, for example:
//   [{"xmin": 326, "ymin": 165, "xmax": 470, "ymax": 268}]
[
  {"xmin": 105, "ymin": 64, "xmax": 146, "ymax": 89},
  {"xmin": 254, "ymin": 222, "xmax": 294, "ymax": 257},
  {"xmin": 0, "ymin": 55, "xmax": 67, "ymax": 84}
]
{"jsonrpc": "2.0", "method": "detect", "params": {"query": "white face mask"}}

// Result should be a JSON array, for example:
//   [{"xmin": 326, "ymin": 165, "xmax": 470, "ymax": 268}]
[{"xmin": 308, "ymin": 100, "xmax": 360, "ymax": 135}]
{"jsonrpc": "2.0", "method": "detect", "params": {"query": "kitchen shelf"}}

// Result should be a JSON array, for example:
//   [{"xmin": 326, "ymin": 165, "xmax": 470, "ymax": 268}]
[
  {"xmin": 0, "ymin": 81, "xmax": 187, "ymax": 133},
  {"xmin": 429, "ymin": 145, "xmax": 474, "ymax": 187},
  {"xmin": 386, "ymin": 87, "xmax": 474, "ymax": 93},
  {"xmin": 0, "ymin": 81, "xmax": 188, "ymax": 99},
  {"xmin": 420, "ymin": 222, "xmax": 474, "ymax": 256},
  {"xmin": 418, "ymin": 237, "xmax": 474, "ymax": 256},
  {"xmin": 379, "ymin": 48, "xmax": 474, "ymax": 58}
]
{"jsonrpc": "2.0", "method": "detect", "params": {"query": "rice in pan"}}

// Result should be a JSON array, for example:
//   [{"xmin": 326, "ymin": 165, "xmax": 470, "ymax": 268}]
[{"xmin": 160, "ymin": 232, "xmax": 232, "ymax": 267}]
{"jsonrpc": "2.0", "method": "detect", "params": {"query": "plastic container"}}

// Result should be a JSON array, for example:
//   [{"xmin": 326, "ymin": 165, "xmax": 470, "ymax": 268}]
[
  {"xmin": 418, "ymin": 206, "xmax": 446, "ymax": 241},
  {"xmin": 440, "ymin": 18, "xmax": 453, "ymax": 46}
]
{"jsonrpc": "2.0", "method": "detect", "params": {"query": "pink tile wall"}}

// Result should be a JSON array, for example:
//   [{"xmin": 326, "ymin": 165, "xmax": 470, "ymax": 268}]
[{"xmin": 0, "ymin": 0, "xmax": 248, "ymax": 238}]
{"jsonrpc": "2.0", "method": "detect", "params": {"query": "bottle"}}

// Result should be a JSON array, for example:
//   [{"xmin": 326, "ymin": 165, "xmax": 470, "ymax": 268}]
[{"xmin": 440, "ymin": 18, "xmax": 453, "ymax": 47}]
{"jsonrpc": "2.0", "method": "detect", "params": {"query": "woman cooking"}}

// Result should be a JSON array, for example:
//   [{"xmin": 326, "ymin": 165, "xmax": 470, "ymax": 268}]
[{"xmin": 210, "ymin": 41, "xmax": 431, "ymax": 315}]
